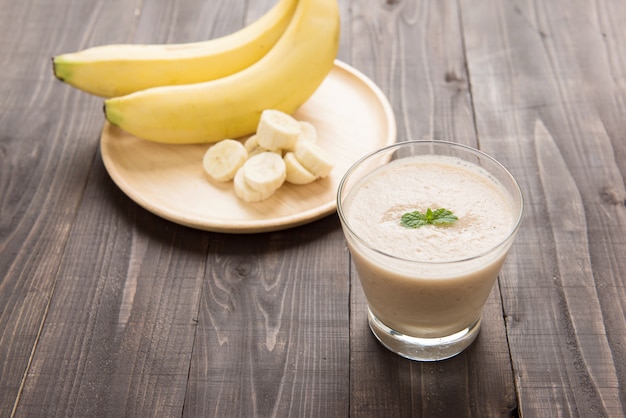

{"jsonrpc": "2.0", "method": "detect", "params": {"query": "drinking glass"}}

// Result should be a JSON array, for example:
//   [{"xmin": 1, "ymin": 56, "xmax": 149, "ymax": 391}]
[{"xmin": 337, "ymin": 140, "xmax": 523, "ymax": 361}]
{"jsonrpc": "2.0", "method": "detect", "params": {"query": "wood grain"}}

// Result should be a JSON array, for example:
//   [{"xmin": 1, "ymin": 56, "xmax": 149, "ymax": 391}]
[
  {"xmin": 1, "ymin": 0, "xmax": 625, "ymax": 416},
  {"xmin": 461, "ymin": 0, "xmax": 626, "ymax": 415},
  {"xmin": 185, "ymin": 218, "xmax": 350, "ymax": 417},
  {"xmin": 347, "ymin": 0, "xmax": 517, "ymax": 416},
  {"xmin": 16, "ymin": 164, "xmax": 208, "ymax": 416},
  {"xmin": 1, "ymin": 0, "xmax": 268, "ymax": 416},
  {"xmin": 0, "ymin": 0, "xmax": 138, "ymax": 414}
]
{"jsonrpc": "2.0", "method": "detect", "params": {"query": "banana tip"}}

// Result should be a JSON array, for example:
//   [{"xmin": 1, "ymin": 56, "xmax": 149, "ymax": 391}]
[
  {"xmin": 51, "ymin": 56, "xmax": 64, "ymax": 82},
  {"xmin": 103, "ymin": 101, "xmax": 122, "ymax": 127}
]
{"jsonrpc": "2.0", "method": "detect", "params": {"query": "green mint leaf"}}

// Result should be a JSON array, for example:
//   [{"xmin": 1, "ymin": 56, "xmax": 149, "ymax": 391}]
[
  {"xmin": 400, "ymin": 211, "xmax": 428, "ymax": 228},
  {"xmin": 430, "ymin": 208, "xmax": 458, "ymax": 225},
  {"xmin": 424, "ymin": 208, "xmax": 433, "ymax": 222},
  {"xmin": 400, "ymin": 208, "xmax": 458, "ymax": 228}
]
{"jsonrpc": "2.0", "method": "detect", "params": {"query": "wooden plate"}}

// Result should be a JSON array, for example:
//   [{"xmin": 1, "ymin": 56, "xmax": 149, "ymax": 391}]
[{"xmin": 100, "ymin": 60, "xmax": 396, "ymax": 233}]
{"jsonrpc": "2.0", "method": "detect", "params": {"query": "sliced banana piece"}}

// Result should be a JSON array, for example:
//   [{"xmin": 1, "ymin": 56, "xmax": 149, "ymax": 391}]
[
  {"xmin": 242, "ymin": 151, "xmax": 286, "ymax": 195},
  {"xmin": 284, "ymin": 152, "xmax": 317, "ymax": 185},
  {"xmin": 244, "ymin": 135, "xmax": 259, "ymax": 153},
  {"xmin": 202, "ymin": 139, "xmax": 248, "ymax": 182},
  {"xmin": 256, "ymin": 109, "xmax": 301, "ymax": 152},
  {"xmin": 244, "ymin": 134, "xmax": 269, "ymax": 157},
  {"xmin": 297, "ymin": 121, "xmax": 317, "ymax": 144},
  {"xmin": 201, "ymin": 112, "xmax": 331, "ymax": 202},
  {"xmin": 294, "ymin": 140, "xmax": 334, "ymax": 178},
  {"xmin": 233, "ymin": 168, "xmax": 274, "ymax": 203}
]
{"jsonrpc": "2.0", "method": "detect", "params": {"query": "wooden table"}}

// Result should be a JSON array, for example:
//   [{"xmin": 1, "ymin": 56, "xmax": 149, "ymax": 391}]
[{"xmin": 2, "ymin": 0, "xmax": 625, "ymax": 416}]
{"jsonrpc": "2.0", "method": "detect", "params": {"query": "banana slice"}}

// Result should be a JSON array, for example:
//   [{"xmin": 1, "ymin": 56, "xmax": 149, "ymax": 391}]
[
  {"xmin": 284, "ymin": 152, "xmax": 317, "ymax": 185},
  {"xmin": 233, "ymin": 168, "xmax": 274, "ymax": 203},
  {"xmin": 297, "ymin": 121, "xmax": 317, "ymax": 144},
  {"xmin": 256, "ymin": 109, "xmax": 301, "ymax": 152},
  {"xmin": 244, "ymin": 135, "xmax": 259, "ymax": 153},
  {"xmin": 294, "ymin": 140, "xmax": 334, "ymax": 178},
  {"xmin": 242, "ymin": 151, "xmax": 287, "ymax": 195},
  {"xmin": 244, "ymin": 134, "xmax": 269, "ymax": 157},
  {"xmin": 202, "ymin": 139, "xmax": 248, "ymax": 182}
]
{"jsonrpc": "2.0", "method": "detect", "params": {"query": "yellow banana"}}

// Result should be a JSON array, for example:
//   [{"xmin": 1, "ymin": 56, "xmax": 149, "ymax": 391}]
[
  {"xmin": 52, "ymin": 0, "xmax": 298, "ymax": 97},
  {"xmin": 104, "ymin": 0, "xmax": 340, "ymax": 144}
]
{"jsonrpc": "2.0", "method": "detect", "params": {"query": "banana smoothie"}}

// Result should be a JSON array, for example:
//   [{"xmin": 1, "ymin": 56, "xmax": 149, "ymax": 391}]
[{"xmin": 337, "ymin": 141, "xmax": 523, "ymax": 360}]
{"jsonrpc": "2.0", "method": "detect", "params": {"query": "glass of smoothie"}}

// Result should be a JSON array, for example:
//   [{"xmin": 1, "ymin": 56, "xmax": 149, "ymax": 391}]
[{"xmin": 337, "ymin": 140, "xmax": 523, "ymax": 361}]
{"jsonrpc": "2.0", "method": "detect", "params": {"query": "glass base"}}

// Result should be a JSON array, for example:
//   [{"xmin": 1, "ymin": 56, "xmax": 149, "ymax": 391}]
[{"xmin": 367, "ymin": 309, "xmax": 482, "ymax": 361}]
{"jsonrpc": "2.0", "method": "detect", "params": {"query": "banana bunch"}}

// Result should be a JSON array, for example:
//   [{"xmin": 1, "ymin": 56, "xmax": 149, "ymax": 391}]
[
  {"xmin": 203, "ymin": 110, "xmax": 334, "ymax": 202},
  {"xmin": 53, "ymin": 0, "xmax": 341, "ymax": 145}
]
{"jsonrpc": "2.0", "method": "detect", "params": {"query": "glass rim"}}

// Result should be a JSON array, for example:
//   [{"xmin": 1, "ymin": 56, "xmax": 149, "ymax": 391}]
[{"xmin": 336, "ymin": 140, "xmax": 524, "ymax": 265}]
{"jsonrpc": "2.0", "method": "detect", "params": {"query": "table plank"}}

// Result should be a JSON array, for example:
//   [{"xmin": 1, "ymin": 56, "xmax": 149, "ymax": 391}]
[
  {"xmin": 0, "ymin": 0, "xmax": 140, "ymax": 414},
  {"xmin": 185, "ymin": 218, "xmax": 350, "ymax": 417},
  {"xmin": 1, "ymin": 0, "xmax": 267, "ymax": 416},
  {"xmin": 461, "ymin": 0, "xmax": 626, "ymax": 415},
  {"xmin": 347, "ymin": 1, "xmax": 517, "ymax": 416},
  {"xmin": 17, "ymin": 167, "xmax": 208, "ymax": 416},
  {"xmin": 2, "ymin": 0, "xmax": 625, "ymax": 416},
  {"xmin": 182, "ymin": 1, "xmax": 352, "ymax": 414}
]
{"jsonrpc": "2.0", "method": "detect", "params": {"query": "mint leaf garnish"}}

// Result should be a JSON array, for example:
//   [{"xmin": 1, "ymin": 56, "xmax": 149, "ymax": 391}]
[
  {"xmin": 401, "ymin": 208, "xmax": 458, "ymax": 229},
  {"xmin": 400, "ymin": 211, "xmax": 429, "ymax": 228}
]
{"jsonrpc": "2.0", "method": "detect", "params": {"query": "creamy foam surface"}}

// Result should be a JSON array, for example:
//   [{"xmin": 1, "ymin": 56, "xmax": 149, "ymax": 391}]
[{"xmin": 344, "ymin": 155, "xmax": 516, "ymax": 262}]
